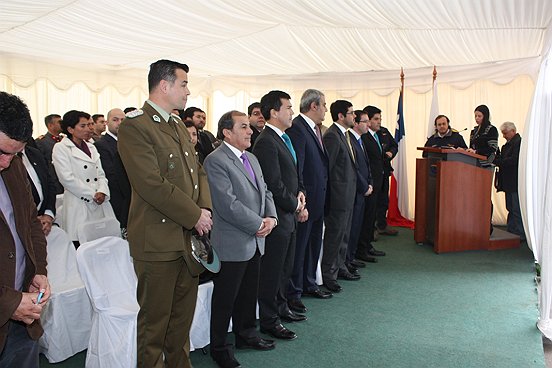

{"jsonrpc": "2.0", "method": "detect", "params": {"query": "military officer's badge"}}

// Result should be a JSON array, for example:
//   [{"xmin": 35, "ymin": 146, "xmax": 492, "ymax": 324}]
[
  {"xmin": 152, "ymin": 115, "xmax": 161, "ymax": 123},
  {"xmin": 126, "ymin": 109, "xmax": 143, "ymax": 118}
]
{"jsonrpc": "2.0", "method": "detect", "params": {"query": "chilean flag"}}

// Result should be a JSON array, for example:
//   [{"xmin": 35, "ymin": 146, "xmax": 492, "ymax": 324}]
[{"xmin": 388, "ymin": 89, "xmax": 415, "ymax": 228}]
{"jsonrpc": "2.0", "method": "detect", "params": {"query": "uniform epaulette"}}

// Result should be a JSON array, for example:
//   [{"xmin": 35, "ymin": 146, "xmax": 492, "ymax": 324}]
[
  {"xmin": 126, "ymin": 109, "xmax": 144, "ymax": 118},
  {"xmin": 36, "ymin": 134, "xmax": 45, "ymax": 140}
]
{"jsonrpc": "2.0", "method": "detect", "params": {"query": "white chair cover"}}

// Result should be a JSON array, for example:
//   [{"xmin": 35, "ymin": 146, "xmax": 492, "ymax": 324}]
[
  {"xmin": 39, "ymin": 226, "xmax": 93, "ymax": 363},
  {"xmin": 76, "ymin": 236, "xmax": 139, "ymax": 368},
  {"xmin": 76, "ymin": 217, "xmax": 121, "ymax": 244},
  {"xmin": 189, "ymin": 282, "xmax": 214, "ymax": 351}
]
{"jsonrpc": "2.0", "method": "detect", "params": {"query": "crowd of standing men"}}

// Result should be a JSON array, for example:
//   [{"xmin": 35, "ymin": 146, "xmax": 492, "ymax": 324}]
[{"xmin": 0, "ymin": 59, "xmax": 403, "ymax": 368}]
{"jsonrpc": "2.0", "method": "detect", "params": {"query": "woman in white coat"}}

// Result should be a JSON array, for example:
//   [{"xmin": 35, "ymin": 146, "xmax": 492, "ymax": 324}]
[{"xmin": 52, "ymin": 110, "xmax": 117, "ymax": 246}]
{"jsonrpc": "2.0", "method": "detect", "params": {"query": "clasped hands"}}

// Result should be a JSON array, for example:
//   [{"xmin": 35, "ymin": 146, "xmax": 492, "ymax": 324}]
[{"xmin": 12, "ymin": 274, "xmax": 50, "ymax": 325}]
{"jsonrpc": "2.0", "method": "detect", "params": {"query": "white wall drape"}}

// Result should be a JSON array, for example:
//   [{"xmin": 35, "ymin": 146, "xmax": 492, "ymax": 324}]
[{"xmin": 524, "ymin": 33, "xmax": 552, "ymax": 339}]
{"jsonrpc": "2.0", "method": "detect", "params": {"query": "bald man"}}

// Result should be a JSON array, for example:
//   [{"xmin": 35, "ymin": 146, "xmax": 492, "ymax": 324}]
[{"xmin": 94, "ymin": 108, "xmax": 131, "ymax": 232}]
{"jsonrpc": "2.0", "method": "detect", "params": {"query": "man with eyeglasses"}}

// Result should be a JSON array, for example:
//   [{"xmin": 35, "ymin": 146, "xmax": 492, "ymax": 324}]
[
  {"xmin": 321, "ymin": 100, "xmax": 358, "ymax": 293},
  {"xmin": 247, "ymin": 102, "xmax": 265, "ymax": 152},
  {"xmin": 0, "ymin": 92, "xmax": 51, "ymax": 368}
]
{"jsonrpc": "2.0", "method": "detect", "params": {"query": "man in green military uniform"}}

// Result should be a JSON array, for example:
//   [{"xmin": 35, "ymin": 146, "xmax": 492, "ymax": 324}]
[{"xmin": 118, "ymin": 59, "xmax": 212, "ymax": 368}]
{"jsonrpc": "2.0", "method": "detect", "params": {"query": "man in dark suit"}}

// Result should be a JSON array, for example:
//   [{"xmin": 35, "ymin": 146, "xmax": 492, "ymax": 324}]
[
  {"xmin": 204, "ymin": 110, "xmax": 277, "ymax": 368},
  {"xmin": 0, "ymin": 92, "xmax": 51, "ymax": 368},
  {"xmin": 372, "ymin": 111, "xmax": 398, "ymax": 237},
  {"xmin": 182, "ymin": 107, "xmax": 217, "ymax": 159},
  {"xmin": 286, "ymin": 89, "xmax": 332, "ymax": 314},
  {"xmin": 19, "ymin": 145, "xmax": 57, "ymax": 236},
  {"xmin": 495, "ymin": 121, "xmax": 525, "ymax": 240},
  {"xmin": 94, "ymin": 108, "xmax": 131, "ymax": 233},
  {"xmin": 35, "ymin": 113, "xmax": 64, "ymax": 194},
  {"xmin": 358, "ymin": 106, "xmax": 387, "ymax": 261},
  {"xmin": 321, "ymin": 100, "xmax": 359, "ymax": 292},
  {"xmin": 254, "ymin": 91, "xmax": 307, "ymax": 342},
  {"xmin": 247, "ymin": 102, "xmax": 265, "ymax": 152},
  {"xmin": 118, "ymin": 60, "xmax": 213, "ymax": 368},
  {"xmin": 346, "ymin": 110, "xmax": 374, "ymax": 269}
]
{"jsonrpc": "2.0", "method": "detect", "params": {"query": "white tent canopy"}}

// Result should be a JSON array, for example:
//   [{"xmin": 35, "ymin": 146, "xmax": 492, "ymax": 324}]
[{"xmin": 1, "ymin": 0, "xmax": 550, "ymax": 93}]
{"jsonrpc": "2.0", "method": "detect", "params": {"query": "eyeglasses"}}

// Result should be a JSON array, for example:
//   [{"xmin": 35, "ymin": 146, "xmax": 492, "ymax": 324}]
[
  {"xmin": 359, "ymin": 120, "xmax": 369, "ymax": 123},
  {"xmin": 346, "ymin": 111, "xmax": 354, "ymax": 115}
]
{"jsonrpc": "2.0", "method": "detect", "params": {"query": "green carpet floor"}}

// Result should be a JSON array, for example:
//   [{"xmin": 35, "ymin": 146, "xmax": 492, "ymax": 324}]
[{"xmin": 40, "ymin": 228, "xmax": 544, "ymax": 367}]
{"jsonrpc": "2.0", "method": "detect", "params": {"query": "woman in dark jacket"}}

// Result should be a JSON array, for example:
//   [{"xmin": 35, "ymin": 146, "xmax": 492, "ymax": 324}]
[{"xmin": 467, "ymin": 105, "xmax": 499, "ymax": 167}]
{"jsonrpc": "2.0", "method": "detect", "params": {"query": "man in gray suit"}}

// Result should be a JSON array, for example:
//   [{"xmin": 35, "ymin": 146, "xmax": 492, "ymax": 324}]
[
  {"xmin": 204, "ymin": 110, "xmax": 278, "ymax": 368},
  {"xmin": 322, "ymin": 100, "xmax": 359, "ymax": 293}
]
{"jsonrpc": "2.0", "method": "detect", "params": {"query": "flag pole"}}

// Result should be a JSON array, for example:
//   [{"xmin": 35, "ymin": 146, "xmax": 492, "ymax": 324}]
[
  {"xmin": 432, "ymin": 65, "xmax": 437, "ymax": 85},
  {"xmin": 400, "ymin": 67, "xmax": 404, "ymax": 94}
]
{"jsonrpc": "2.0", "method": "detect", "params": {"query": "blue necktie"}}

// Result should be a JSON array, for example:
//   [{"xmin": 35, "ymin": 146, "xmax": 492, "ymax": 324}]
[
  {"xmin": 281, "ymin": 133, "xmax": 297, "ymax": 164},
  {"xmin": 358, "ymin": 137, "xmax": 364, "ymax": 151},
  {"xmin": 374, "ymin": 133, "xmax": 382, "ymax": 152}
]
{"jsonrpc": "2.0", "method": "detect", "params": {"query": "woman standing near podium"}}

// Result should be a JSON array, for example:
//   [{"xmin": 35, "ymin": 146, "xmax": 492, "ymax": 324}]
[
  {"xmin": 467, "ymin": 104, "xmax": 499, "ymax": 168},
  {"xmin": 467, "ymin": 104, "xmax": 498, "ymax": 234}
]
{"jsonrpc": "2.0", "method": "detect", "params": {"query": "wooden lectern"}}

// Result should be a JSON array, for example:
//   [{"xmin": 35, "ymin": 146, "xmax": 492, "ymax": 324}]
[{"xmin": 415, "ymin": 147, "xmax": 519, "ymax": 253}]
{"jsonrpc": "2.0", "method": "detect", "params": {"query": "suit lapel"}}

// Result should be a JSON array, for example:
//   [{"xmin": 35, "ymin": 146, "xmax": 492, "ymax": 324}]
[
  {"xmin": 222, "ymin": 144, "xmax": 259, "ymax": 190},
  {"xmin": 267, "ymin": 128, "xmax": 295, "ymax": 167},
  {"xmin": 142, "ymin": 103, "xmax": 180, "ymax": 144},
  {"xmin": 299, "ymin": 116, "xmax": 325, "ymax": 155}
]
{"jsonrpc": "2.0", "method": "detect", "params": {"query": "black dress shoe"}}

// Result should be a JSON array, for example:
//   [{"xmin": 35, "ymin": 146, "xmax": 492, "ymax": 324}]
[
  {"xmin": 377, "ymin": 226, "xmax": 398, "ymax": 236},
  {"xmin": 323, "ymin": 280, "xmax": 342, "ymax": 292},
  {"xmin": 260, "ymin": 324, "xmax": 297, "ymax": 340},
  {"xmin": 235, "ymin": 336, "xmax": 275, "ymax": 350},
  {"xmin": 346, "ymin": 263, "xmax": 358, "ymax": 274},
  {"xmin": 288, "ymin": 298, "xmax": 307, "ymax": 313},
  {"xmin": 355, "ymin": 252, "xmax": 378, "ymax": 263},
  {"xmin": 368, "ymin": 247, "xmax": 386, "ymax": 256},
  {"xmin": 338, "ymin": 270, "xmax": 361, "ymax": 281},
  {"xmin": 350, "ymin": 259, "xmax": 366, "ymax": 268},
  {"xmin": 211, "ymin": 349, "xmax": 241, "ymax": 368},
  {"xmin": 303, "ymin": 288, "xmax": 333, "ymax": 299},
  {"xmin": 279, "ymin": 310, "xmax": 307, "ymax": 323}
]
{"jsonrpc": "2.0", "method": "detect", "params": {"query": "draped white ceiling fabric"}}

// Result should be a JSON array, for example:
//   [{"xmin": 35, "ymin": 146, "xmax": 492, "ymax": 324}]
[{"xmin": 1, "ymin": 0, "xmax": 551, "ymax": 93}]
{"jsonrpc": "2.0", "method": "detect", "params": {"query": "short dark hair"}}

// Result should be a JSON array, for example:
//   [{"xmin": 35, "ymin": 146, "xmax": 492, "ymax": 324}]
[
  {"xmin": 92, "ymin": 114, "xmax": 104, "ymax": 123},
  {"xmin": 0, "ymin": 92, "xmax": 34, "ymax": 142},
  {"xmin": 363, "ymin": 105, "xmax": 381, "ymax": 119},
  {"xmin": 183, "ymin": 119, "xmax": 196, "ymax": 129},
  {"xmin": 44, "ymin": 114, "xmax": 61, "ymax": 128},
  {"xmin": 474, "ymin": 104, "xmax": 491, "ymax": 126},
  {"xmin": 61, "ymin": 110, "xmax": 91, "ymax": 138},
  {"xmin": 124, "ymin": 107, "xmax": 137, "ymax": 114},
  {"xmin": 148, "ymin": 59, "xmax": 189, "ymax": 93},
  {"xmin": 182, "ymin": 107, "xmax": 204, "ymax": 120},
  {"xmin": 330, "ymin": 100, "xmax": 352, "ymax": 122},
  {"xmin": 434, "ymin": 114, "xmax": 450, "ymax": 125},
  {"xmin": 354, "ymin": 110, "xmax": 367, "ymax": 123},
  {"xmin": 247, "ymin": 102, "xmax": 262, "ymax": 117},
  {"xmin": 217, "ymin": 110, "xmax": 247, "ymax": 140},
  {"xmin": 260, "ymin": 91, "xmax": 291, "ymax": 121}
]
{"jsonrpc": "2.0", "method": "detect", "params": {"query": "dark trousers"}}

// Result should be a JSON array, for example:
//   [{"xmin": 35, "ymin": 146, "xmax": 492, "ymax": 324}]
[
  {"xmin": 322, "ymin": 207, "xmax": 353, "ymax": 282},
  {"xmin": 259, "ymin": 225, "xmax": 296, "ymax": 329},
  {"xmin": 134, "ymin": 257, "xmax": 198, "ymax": 368},
  {"xmin": 505, "ymin": 192, "xmax": 525, "ymax": 239},
  {"xmin": 376, "ymin": 175, "xmax": 390, "ymax": 230},
  {"xmin": 287, "ymin": 215, "xmax": 323, "ymax": 300},
  {"xmin": 357, "ymin": 184, "xmax": 380, "ymax": 255},
  {"xmin": 0, "ymin": 321, "xmax": 39, "ymax": 368},
  {"xmin": 211, "ymin": 250, "xmax": 261, "ymax": 353},
  {"xmin": 347, "ymin": 193, "xmax": 366, "ymax": 263}
]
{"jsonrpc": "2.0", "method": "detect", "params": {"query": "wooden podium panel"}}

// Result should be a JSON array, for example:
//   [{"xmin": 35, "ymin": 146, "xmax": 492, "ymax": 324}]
[
  {"xmin": 434, "ymin": 161, "xmax": 492, "ymax": 253},
  {"xmin": 414, "ymin": 147, "xmax": 520, "ymax": 253}
]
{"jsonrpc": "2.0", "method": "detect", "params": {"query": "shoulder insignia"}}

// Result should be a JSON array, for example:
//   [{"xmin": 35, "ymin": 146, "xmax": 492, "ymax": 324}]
[
  {"xmin": 126, "ymin": 109, "xmax": 144, "ymax": 118},
  {"xmin": 36, "ymin": 134, "xmax": 45, "ymax": 140},
  {"xmin": 152, "ymin": 115, "xmax": 161, "ymax": 123}
]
